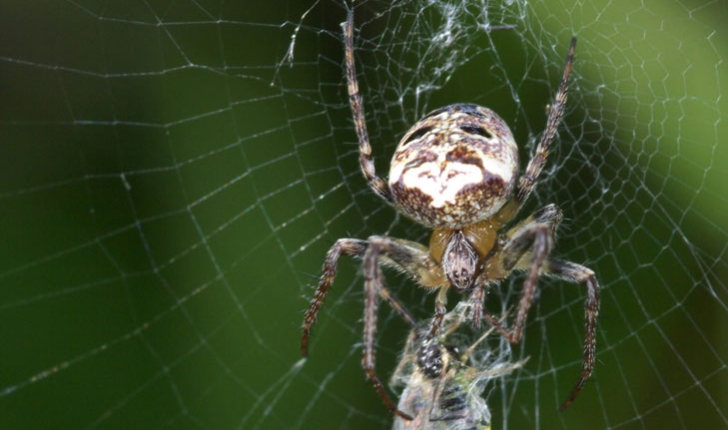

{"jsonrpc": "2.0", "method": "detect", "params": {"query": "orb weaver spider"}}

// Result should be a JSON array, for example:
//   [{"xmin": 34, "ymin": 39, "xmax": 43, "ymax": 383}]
[{"xmin": 300, "ymin": 6, "xmax": 599, "ymax": 419}]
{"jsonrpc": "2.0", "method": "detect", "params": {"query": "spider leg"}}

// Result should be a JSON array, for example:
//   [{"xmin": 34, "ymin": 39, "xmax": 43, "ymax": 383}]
[
  {"xmin": 363, "ymin": 237, "xmax": 418, "ymax": 421},
  {"xmin": 430, "ymin": 287, "xmax": 449, "ymax": 338},
  {"xmin": 481, "ymin": 204, "xmax": 600, "ymax": 410},
  {"xmin": 343, "ymin": 7, "xmax": 393, "ymax": 203},
  {"xmin": 516, "ymin": 37, "xmax": 576, "ymax": 205},
  {"xmin": 546, "ymin": 259, "xmax": 600, "ymax": 412},
  {"xmin": 484, "ymin": 204, "xmax": 563, "ymax": 343},
  {"xmin": 378, "ymin": 286, "xmax": 418, "ymax": 329},
  {"xmin": 302, "ymin": 235, "xmax": 446, "ymax": 420},
  {"xmin": 301, "ymin": 237, "xmax": 426, "ymax": 357},
  {"xmin": 468, "ymin": 280, "xmax": 486, "ymax": 331},
  {"xmin": 499, "ymin": 226, "xmax": 552, "ymax": 344},
  {"xmin": 301, "ymin": 236, "xmax": 426, "ymax": 357},
  {"xmin": 301, "ymin": 238, "xmax": 367, "ymax": 357},
  {"xmin": 369, "ymin": 236, "xmax": 448, "ymax": 337}
]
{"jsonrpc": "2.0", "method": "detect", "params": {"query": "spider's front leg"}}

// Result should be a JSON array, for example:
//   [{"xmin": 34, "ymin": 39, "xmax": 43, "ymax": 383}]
[
  {"xmin": 301, "ymin": 238, "xmax": 367, "ymax": 357},
  {"xmin": 482, "ymin": 204, "xmax": 600, "ymax": 410},
  {"xmin": 363, "ymin": 236, "xmax": 450, "ymax": 420},
  {"xmin": 300, "ymin": 235, "xmax": 445, "ymax": 420},
  {"xmin": 301, "ymin": 238, "xmax": 425, "ymax": 357},
  {"xmin": 482, "ymin": 204, "xmax": 562, "ymax": 343},
  {"xmin": 548, "ymin": 259, "xmax": 600, "ymax": 411},
  {"xmin": 361, "ymin": 242, "xmax": 412, "ymax": 420}
]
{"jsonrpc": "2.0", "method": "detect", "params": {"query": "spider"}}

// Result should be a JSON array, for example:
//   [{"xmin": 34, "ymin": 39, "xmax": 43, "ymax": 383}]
[
  {"xmin": 300, "ymin": 6, "xmax": 600, "ymax": 419},
  {"xmin": 390, "ymin": 303, "xmax": 526, "ymax": 430}
]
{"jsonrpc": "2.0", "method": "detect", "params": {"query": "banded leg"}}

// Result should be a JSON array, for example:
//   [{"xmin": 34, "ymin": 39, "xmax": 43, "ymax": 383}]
[
  {"xmin": 482, "ymin": 204, "xmax": 562, "ymax": 342},
  {"xmin": 480, "ymin": 204, "xmax": 600, "ymax": 411},
  {"xmin": 516, "ymin": 37, "xmax": 577, "ymax": 205},
  {"xmin": 374, "ymin": 236, "xmax": 448, "ymax": 337},
  {"xmin": 468, "ymin": 280, "xmax": 486, "ymax": 331},
  {"xmin": 362, "ymin": 236, "xmax": 427, "ymax": 420},
  {"xmin": 301, "ymin": 235, "xmax": 444, "ymax": 420},
  {"xmin": 301, "ymin": 237, "xmax": 432, "ymax": 357},
  {"xmin": 301, "ymin": 238, "xmax": 367, "ymax": 357},
  {"xmin": 429, "ymin": 287, "xmax": 449, "ymax": 337},
  {"xmin": 548, "ymin": 259, "xmax": 600, "ymax": 412},
  {"xmin": 343, "ymin": 7, "xmax": 392, "ymax": 203}
]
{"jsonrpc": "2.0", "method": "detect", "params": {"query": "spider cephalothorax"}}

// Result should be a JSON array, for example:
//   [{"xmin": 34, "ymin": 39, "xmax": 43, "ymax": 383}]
[{"xmin": 300, "ymin": 6, "xmax": 599, "ymax": 420}]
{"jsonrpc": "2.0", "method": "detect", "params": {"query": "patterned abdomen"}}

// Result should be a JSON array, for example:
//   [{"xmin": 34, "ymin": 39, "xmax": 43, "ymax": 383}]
[{"xmin": 388, "ymin": 104, "xmax": 519, "ymax": 229}]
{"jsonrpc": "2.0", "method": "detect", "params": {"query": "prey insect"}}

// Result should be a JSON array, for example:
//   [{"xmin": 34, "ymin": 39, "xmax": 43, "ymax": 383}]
[{"xmin": 390, "ymin": 303, "xmax": 526, "ymax": 430}]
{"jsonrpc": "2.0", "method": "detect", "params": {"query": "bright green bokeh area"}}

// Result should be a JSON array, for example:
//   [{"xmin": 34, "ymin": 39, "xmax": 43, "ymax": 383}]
[{"xmin": 0, "ymin": 0, "xmax": 726, "ymax": 429}]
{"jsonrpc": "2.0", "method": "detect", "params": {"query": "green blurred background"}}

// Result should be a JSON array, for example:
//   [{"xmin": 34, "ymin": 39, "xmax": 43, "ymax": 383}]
[{"xmin": 0, "ymin": 0, "xmax": 726, "ymax": 429}]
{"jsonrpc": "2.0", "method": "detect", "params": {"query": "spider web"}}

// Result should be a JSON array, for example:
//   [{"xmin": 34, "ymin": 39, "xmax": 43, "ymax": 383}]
[{"xmin": 1, "ymin": 0, "xmax": 726, "ymax": 429}]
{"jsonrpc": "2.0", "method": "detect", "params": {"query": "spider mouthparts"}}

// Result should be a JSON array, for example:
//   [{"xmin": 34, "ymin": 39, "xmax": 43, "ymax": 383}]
[{"xmin": 450, "ymin": 274, "xmax": 472, "ymax": 292}]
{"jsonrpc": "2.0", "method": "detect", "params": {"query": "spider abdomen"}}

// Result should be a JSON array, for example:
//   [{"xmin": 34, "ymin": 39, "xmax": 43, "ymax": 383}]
[{"xmin": 388, "ymin": 104, "xmax": 519, "ymax": 229}]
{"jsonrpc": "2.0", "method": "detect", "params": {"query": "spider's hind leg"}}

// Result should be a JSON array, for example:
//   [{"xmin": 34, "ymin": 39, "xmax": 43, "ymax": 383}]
[
  {"xmin": 516, "ymin": 37, "xmax": 576, "ymax": 205},
  {"xmin": 343, "ymin": 6, "xmax": 392, "ymax": 203}
]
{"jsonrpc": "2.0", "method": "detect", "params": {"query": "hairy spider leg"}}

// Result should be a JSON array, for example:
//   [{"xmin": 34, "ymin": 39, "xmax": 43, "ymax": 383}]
[
  {"xmin": 549, "ymin": 259, "xmax": 599, "ymax": 411},
  {"xmin": 343, "ymin": 7, "xmax": 392, "ymax": 203},
  {"xmin": 479, "ymin": 204, "xmax": 599, "ymax": 410},
  {"xmin": 301, "ymin": 236, "xmax": 449, "ymax": 420},
  {"xmin": 516, "ymin": 37, "xmax": 577, "ymax": 205},
  {"xmin": 481, "ymin": 204, "xmax": 561, "ymax": 343}
]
